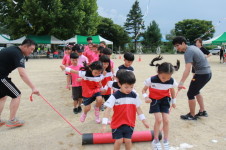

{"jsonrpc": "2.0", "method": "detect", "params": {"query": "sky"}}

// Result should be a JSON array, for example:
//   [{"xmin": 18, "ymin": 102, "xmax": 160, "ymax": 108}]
[{"xmin": 97, "ymin": 0, "xmax": 226, "ymax": 38}]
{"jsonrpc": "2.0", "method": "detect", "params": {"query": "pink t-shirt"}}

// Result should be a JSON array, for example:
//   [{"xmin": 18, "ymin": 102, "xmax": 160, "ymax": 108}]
[
  {"xmin": 62, "ymin": 54, "xmax": 71, "ymax": 66},
  {"xmin": 110, "ymin": 60, "xmax": 115, "ymax": 70},
  {"xmin": 78, "ymin": 54, "xmax": 89, "ymax": 66},
  {"xmin": 67, "ymin": 65, "xmax": 83, "ymax": 87}
]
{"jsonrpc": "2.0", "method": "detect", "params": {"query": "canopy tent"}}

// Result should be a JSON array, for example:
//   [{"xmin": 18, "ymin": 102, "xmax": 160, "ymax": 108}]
[
  {"xmin": 10, "ymin": 35, "xmax": 64, "ymax": 44},
  {"xmin": 65, "ymin": 35, "xmax": 113, "ymax": 45},
  {"xmin": 0, "ymin": 34, "xmax": 10, "ymax": 44},
  {"xmin": 203, "ymin": 32, "xmax": 226, "ymax": 45}
]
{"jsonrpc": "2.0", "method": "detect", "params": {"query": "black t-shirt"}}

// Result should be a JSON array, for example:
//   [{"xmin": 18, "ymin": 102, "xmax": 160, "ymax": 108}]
[
  {"xmin": 0, "ymin": 46, "xmax": 25, "ymax": 78},
  {"xmin": 200, "ymin": 47, "xmax": 210, "ymax": 55}
]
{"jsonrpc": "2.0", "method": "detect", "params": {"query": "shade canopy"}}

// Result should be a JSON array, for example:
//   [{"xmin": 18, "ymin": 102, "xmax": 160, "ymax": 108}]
[
  {"xmin": 0, "ymin": 34, "xmax": 10, "ymax": 44},
  {"xmin": 203, "ymin": 32, "xmax": 226, "ymax": 45},
  {"xmin": 65, "ymin": 35, "xmax": 113, "ymax": 45}
]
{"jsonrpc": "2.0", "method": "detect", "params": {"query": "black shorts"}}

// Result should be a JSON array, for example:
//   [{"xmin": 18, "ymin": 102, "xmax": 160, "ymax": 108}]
[
  {"xmin": 83, "ymin": 92, "xmax": 101, "ymax": 106},
  {"xmin": 187, "ymin": 73, "xmax": 212, "ymax": 100},
  {"xmin": 72, "ymin": 86, "xmax": 82, "ymax": 100},
  {"xmin": 102, "ymin": 95, "xmax": 111, "ymax": 101},
  {"xmin": 112, "ymin": 124, "xmax": 134, "ymax": 139},
  {"xmin": 0, "ymin": 77, "xmax": 21, "ymax": 99},
  {"xmin": 149, "ymin": 97, "xmax": 171, "ymax": 114}
]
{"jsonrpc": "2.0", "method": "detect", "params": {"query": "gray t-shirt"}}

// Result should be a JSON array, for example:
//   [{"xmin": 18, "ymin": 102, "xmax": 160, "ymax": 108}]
[{"xmin": 184, "ymin": 45, "xmax": 211, "ymax": 74}]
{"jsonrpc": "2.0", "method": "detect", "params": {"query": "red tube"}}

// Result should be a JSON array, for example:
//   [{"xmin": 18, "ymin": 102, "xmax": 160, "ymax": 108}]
[{"xmin": 82, "ymin": 130, "xmax": 162, "ymax": 145}]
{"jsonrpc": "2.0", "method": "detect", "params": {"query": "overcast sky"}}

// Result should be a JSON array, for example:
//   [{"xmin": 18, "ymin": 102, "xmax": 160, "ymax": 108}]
[{"xmin": 97, "ymin": 0, "xmax": 226, "ymax": 38}]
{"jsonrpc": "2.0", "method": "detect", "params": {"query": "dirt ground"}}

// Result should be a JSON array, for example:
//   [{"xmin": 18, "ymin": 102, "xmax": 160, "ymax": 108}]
[{"xmin": 0, "ymin": 54, "xmax": 226, "ymax": 150}]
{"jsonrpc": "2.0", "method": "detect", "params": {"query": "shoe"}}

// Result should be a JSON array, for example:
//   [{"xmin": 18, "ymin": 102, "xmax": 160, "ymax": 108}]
[
  {"xmin": 95, "ymin": 116, "xmax": 101, "ymax": 124},
  {"xmin": 77, "ymin": 106, "xmax": 82, "ymax": 113},
  {"xmin": 108, "ymin": 120, "xmax": 111, "ymax": 125},
  {"xmin": 195, "ymin": 111, "xmax": 208, "ymax": 117},
  {"xmin": 163, "ymin": 141, "xmax": 170, "ymax": 150},
  {"xmin": 73, "ymin": 108, "xmax": 78, "ymax": 114},
  {"xmin": 80, "ymin": 113, "xmax": 87, "ymax": 122},
  {"xmin": 0, "ymin": 119, "xmax": 6, "ymax": 126},
  {"xmin": 100, "ymin": 105, "xmax": 105, "ymax": 111},
  {"xmin": 180, "ymin": 113, "xmax": 197, "ymax": 120},
  {"xmin": 152, "ymin": 141, "xmax": 162, "ymax": 150},
  {"xmin": 6, "ymin": 118, "xmax": 24, "ymax": 127}
]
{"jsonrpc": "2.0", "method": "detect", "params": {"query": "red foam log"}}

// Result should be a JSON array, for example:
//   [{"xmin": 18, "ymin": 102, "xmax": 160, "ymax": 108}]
[{"xmin": 82, "ymin": 130, "xmax": 162, "ymax": 145}]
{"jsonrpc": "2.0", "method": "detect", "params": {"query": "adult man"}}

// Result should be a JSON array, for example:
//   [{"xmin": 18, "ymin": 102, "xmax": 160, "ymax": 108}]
[
  {"xmin": 0, "ymin": 39, "xmax": 40, "ymax": 127},
  {"xmin": 172, "ymin": 36, "xmax": 212, "ymax": 120}
]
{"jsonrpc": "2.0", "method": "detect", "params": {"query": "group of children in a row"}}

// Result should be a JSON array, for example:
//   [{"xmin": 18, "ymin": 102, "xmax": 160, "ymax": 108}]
[{"xmin": 60, "ymin": 39, "xmax": 180, "ymax": 150}]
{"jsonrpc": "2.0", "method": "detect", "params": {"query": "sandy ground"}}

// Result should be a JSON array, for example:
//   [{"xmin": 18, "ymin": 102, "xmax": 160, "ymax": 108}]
[{"xmin": 0, "ymin": 54, "xmax": 226, "ymax": 150}]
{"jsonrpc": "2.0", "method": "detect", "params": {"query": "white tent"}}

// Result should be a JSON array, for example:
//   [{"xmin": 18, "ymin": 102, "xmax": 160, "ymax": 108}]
[
  {"xmin": 10, "ymin": 36, "xmax": 26, "ymax": 44},
  {"xmin": 99, "ymin": 36, "xmax": 113, "ymax": 45},
  {"xmin": 0, "ymin": 34, "xmax": 10, "ymax": 44},
  {"xmin": 10, "ymin": 36, "xmax": 64, "ymax": 44},
  {"xmin": 203, "ymin": 34, "xmax": 222, "ymax": 45}
]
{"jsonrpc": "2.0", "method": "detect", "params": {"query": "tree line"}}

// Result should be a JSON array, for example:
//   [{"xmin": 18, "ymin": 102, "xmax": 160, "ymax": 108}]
[{"xmin": 0, "ymin": 0, "xmax": 215, "ymax": 53}]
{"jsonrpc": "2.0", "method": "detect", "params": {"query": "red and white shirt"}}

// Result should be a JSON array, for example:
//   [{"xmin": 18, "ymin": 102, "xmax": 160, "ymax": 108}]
[
  {"xmin": 101, "ymin": 71, "xmax": 113, "ymax": 95},
  {"xmin": 144, "ymin": 75, "xmax": 178, "ymax": 100},
  {"xmin": 104, "ymin": 91, "xmax": 141, "ymax": 129},
  {"xmin": 79, "ymin": 71, "xmax": 104, "ymax": 97}
]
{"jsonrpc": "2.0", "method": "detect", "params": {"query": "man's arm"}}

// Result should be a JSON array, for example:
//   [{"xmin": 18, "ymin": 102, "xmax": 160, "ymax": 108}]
[
  {"xmin": 179, "ymin": 63, "xmax": 192, "ymax": 89},
  {"xmin": 18, "ymin": 67, "xmax": 39, "ymax": 95}
]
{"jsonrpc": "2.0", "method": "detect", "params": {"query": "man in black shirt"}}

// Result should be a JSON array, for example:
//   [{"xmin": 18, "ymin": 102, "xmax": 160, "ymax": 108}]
[{"xmin": 0, "ymin": 39, "xmax": 40, "ymax": 127}]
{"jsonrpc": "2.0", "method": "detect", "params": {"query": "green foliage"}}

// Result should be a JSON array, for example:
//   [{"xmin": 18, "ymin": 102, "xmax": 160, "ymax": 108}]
[
  {"xmin": 166, "ymin": 29, "xmax": 176, "ymax": 41},
  {"xmin": 97, "ymin": 17, "xmax": 130, "ymax": 51},
  {"xmin": 0, "ymin": 0, "xmax": 100, "ymax": 39},
  {"xmin": 124, "ymin": 0, "xmax": 144, "ymax": 52},
  {"xmin": 142, "ymin": 20, "xmax": 162, "ymax": 49},
  {"xmin": 175, "ymin": 19, "xmax": 215, "ymax": 44}
]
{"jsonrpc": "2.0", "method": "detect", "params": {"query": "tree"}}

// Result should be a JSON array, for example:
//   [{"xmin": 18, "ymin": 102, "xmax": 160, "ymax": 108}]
[
  {"xmin": 124, "ymin": 0, "xmax": 144, "ymax": 52},
  {"xmin": 0, "ymin": 0, "xmax": 99, "ymax": 40},
  {"xmin": 175, "ymin": 19, "xmax": 215, "ymax": 44},
  {"xmin": 166, "ymin": 29, "xmax": 176, "ymax": 41},
  {"xmin": 142, "ymin": 20, "xmax": 162, "ymax": 50},
  {"xmin": 97, "ymin": 17, "xmax": 130, "ymax": 51}
]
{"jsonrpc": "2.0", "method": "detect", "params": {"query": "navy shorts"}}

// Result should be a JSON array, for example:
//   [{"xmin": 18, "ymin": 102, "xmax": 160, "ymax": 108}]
[
  {"xmin": 149, "ymin": 97, "xmax": 171, "ymax": 114},
  {"xmin": 112, "ymin": 124, "xmax": 134, "ymax": 139},
  {"xmin": 187, "ymin": 73, "xmax": 212, "ymax": 100},
  {"xmin": 72, "ymin": 86, "xmax": 82, "ymax": 101},
  {"xmin": 0, "ymin": 77, "xmax": 21, "ymax": 99},
  {"xmin": 102, "ymin": 94, "xmax": 111, "ymax": 101},
  {"xmin": 83, "ymin": 92, "xmax": 101, "ymax": 106}
]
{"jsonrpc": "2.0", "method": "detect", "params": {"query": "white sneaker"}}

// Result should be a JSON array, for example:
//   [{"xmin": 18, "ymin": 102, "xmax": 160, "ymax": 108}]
[
  {"xmin": 152, "ymin": 141, "xmax": 162, "ymax": 150},
  {"xmin": 163, "ymin": 141, "xmax": 170, "ymax": 150}
]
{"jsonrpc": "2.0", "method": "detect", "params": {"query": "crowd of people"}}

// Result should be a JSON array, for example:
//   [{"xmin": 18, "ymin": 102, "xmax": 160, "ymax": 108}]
[{"xmin": 0, "ymin": 36, "xmax": 213, "ymax": 150}]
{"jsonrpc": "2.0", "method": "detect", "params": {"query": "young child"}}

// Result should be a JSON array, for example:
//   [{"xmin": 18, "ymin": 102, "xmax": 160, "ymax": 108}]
[
  {"xmin": 142, "ymin": 56, "xmax": 179, "ymax": 150},
  {"xmin": 101, "ymin": 71, "xmax": 149, "ymax": 150},
  {"xmin": 60, "ymin": 61, "xmax": 104, "ymax": 124},
  {"xmin": 66, "ymin": 53, "xmax": 83, "ymax": 114},
  {"xmin": 114, "ymin": 52, "xmax": 134, "ymax": 76},
  {"xmin": 102, "ymin": 48, "xmax": 115, "ymax": 74},
  {"xmin": 72, "ymin": 44, "xmax": 89, "ymax": 66},
  {"xmin": 99, "ymin": 55, "xmax": 113, "ymax": 111},
  {"xmin": 62, "ymin": 46, "xmax": 72, "ymax": 88}
]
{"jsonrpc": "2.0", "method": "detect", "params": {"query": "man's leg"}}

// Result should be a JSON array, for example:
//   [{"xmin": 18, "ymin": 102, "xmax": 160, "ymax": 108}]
[
  {"xmin": 9, "ymin": 95, "xmax": 21, "ymax": 120},
  {"xmin": 188, "ymin": 99, "xmax": 196, "ymax": 116},
  {"xmin": 196, "ymin": 94, "xmax": 204, "ymax": 112},
  {"xmin": 0, "ymin": 96, "xmax": 7, "ymax": 119}
]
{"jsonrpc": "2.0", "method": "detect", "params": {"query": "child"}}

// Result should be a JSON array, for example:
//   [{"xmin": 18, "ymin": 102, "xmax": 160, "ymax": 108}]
[
  {"xmin": 73, "ymin": 44, "xmax": 89, "ymax": 66},
  {"xmin": 62, "ymin": 46, "xmax": 72, "ymax": 88},
  {"xmin": 101, "ymin": 71, "xmax": 149, "ymax": 150},
  {"xmin": 60, "ymin": 61, "xmax": 104, "ymax": 124},
  {"xmin": 102, "ymin": 48, "xmax": 115, "ymax": 74},
  {"xmin": 99, "ymin": 55, "xmax": 113, "ymax": 111},
  {"xmin": 114, "ymin": 52, "xmax": 134, "ymax": 76},
  {"xmin": 66, "ymin": 53, "xmax": 83, "ymax": 114},
  {"xmin": 142, "ymin": 56, "xmax": 179, "ymax": 150}
]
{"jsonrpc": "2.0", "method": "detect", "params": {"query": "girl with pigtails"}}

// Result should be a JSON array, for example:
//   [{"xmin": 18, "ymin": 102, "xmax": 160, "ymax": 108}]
[{"xmin": 142, "ymin": 55, "xmax": 180, "ymax": 150}]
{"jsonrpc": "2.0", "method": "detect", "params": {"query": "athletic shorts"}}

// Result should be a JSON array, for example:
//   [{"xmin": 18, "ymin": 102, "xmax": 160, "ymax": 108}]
[
  {"xmin": 112, "ymin": 124, "xmax": 134, "ymax": 139},
  {"xmin": 0, "ymin": 77, "xmax": 21, "ymax": 99},
  {"xmin": 187, "ymin": 73, "xmax": 212, "ymax": 100},
  {"xmin": 102, "ymin": 94, "xmax": 111, "ymax": 101},
  {"xmin": 83, "ymin": 92, "xmax": 101, "ymax": 106},
  {"xmin": 149, "ymin": 97, "xmax": 171, "ymax": 114},
  {"xmin": 72, "ymin": 86, "xmax": 82, "ymax": 100}
]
